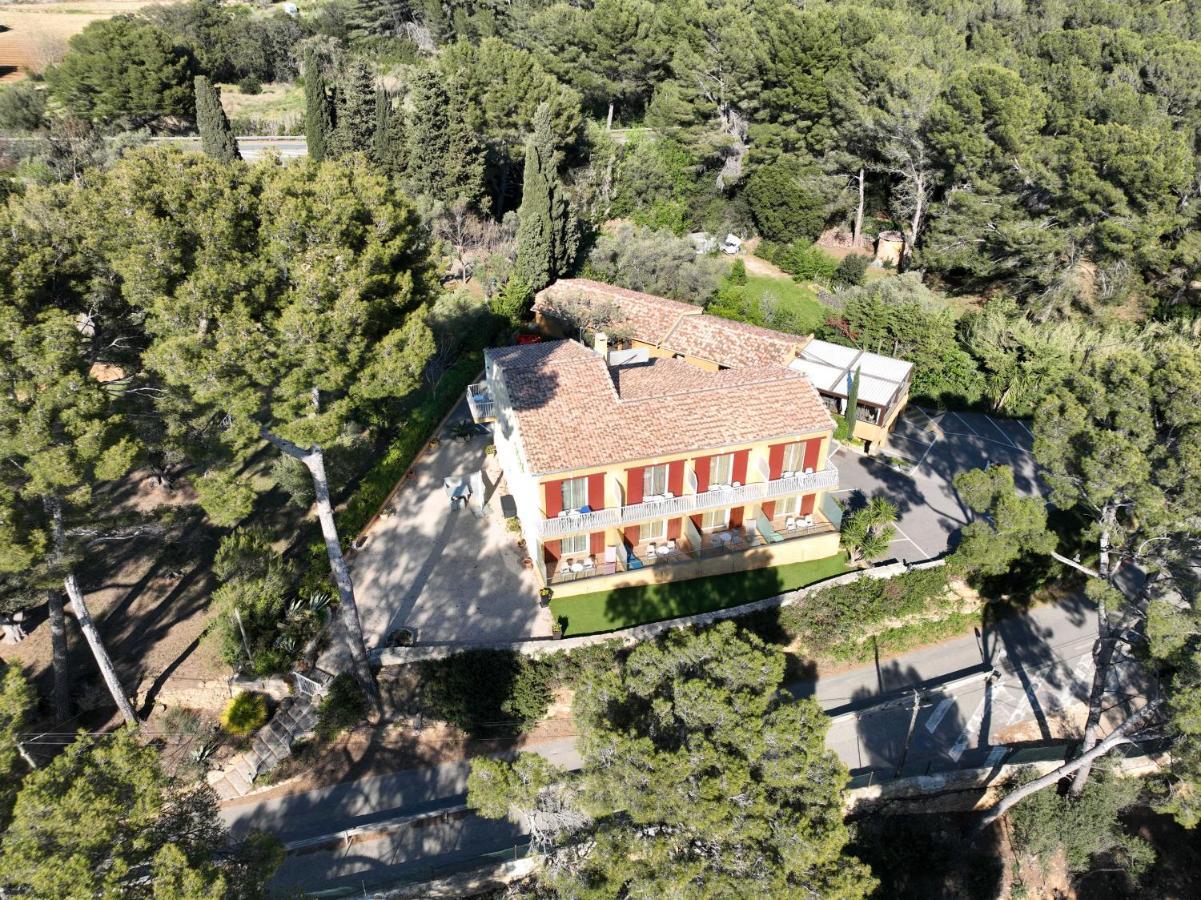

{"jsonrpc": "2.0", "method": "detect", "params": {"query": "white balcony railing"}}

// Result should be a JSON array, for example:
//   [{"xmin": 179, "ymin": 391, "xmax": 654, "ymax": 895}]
[
  {"xmin": 466, "ymin": 382, "xmax": 495, "ymax": 422},
  {"xmin": 539, "ymin": 506, "xmax": 621, "ymax": 539},
  {"xmin": 533, "ymin": 465, "xmax": 839, "ymax": 538}
]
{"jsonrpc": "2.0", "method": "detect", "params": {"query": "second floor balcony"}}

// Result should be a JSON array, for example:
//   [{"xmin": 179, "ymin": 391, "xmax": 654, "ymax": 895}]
[
  {"xmin": 535, "ymin": 464, "xmax": 839, "ymax": 539},
  {"xmin": 467, "ymin": 382, "xmax": 496, "ymax": 422}
]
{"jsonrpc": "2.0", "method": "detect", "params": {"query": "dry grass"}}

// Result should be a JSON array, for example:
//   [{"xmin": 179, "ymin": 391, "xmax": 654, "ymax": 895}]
[{"xmin": 0, "ymin": 0, "xmax": 176, "ymax": 79}]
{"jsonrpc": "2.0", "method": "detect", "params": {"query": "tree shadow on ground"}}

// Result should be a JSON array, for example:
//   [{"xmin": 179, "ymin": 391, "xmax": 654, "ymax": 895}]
[{"xmin": 849, "ymin": 810, "xmax": 1003, "ymax": 900}]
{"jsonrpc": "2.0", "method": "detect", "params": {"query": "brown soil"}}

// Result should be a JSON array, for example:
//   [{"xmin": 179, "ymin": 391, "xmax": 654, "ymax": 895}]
[{"xmin": 0, "ymin": 1, "xmax": 176, "ymax": 80}]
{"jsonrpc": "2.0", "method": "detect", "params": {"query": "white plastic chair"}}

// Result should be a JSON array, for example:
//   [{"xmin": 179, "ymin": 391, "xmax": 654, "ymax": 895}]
[
  {"xmin": 583, "ymin": 557, "xmax": 594, "ymax": 570},
  {"xmin": 786, "ymin": 516, "xmax": 797, "ymax": 530},
  {"xmin": 802, "ymin": 515, "xmax": 814, "ymax": 527},
  {"xmin": 666, "ymin": 539, "xmax": 677, "ymax": 552}
]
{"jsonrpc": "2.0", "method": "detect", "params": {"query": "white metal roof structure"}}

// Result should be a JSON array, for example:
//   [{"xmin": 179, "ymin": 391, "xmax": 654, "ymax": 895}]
[{"xmin": 789, "ymin": 339, "xmax": 913, "ymax": 407}]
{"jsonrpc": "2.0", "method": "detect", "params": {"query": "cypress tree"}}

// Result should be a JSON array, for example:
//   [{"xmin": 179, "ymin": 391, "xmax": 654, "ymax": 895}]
[
  {"xmin": 331, "ymin": 57, "xmax": 375, "ymax": 158},
  {"xmin": 404, "ymin": 68, "xmax": 450, "ymax": 192},
  {"xmin": 845, "ymin": 366, "xmax": 862, "ymax": 424},
  {"xmin": 304, "ymin": 46, "xmax": 333, "ymax": 163},
  {"xmin": 371, "ymin": 87, "xmax": 407, "ymax": 175},
  {"xmin": 444, "ymin": 76, "xmax": 488, "ymax": 209},
  {"xmin": 194, "ymin": 75, "xmax": 240, "ymax": 163},
  {"xmin": 514, "ymin": 103, "xmax": 578, "ymax": 293}
]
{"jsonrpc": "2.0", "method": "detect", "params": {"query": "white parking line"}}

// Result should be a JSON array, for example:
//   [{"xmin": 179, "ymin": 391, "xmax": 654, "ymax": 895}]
[
  {"xmin": 1018, "ymin": 419, "xmax": 1035, "ymax": 438},
  {"xmin": 982, "ymin": 416, "xmax": 1021, "ymax": 451},
  {"xmin": 945, "ymin": 411, "xmax": 983, "ymax": 438},
  {"xmin": 892, "ymin": 522, "xmax": 928, "ymax": 558}
]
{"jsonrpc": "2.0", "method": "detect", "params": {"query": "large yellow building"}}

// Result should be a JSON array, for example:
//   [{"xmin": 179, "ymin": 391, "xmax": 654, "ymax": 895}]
[{"xmin": 469, "ymin": 338, "xmax": 843, "ymax": 597}]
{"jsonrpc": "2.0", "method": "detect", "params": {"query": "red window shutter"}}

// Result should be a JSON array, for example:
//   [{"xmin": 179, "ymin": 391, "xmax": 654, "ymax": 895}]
[
  {"xmin": 626, "ymin": 466, "xmax": 644, "ymax": 505},
  {"xmin": 544, "ymin": 540, "xmax": 561, "ymax": 562},
  {"xmin": 544, "ymin": 480, "xmax": 562, "ymax": 518},
  {"xmin": 762, "ymin": 501, "xmax": 775, "ymax": 520},
  {"xmin": 694, "ymin": 456, "xmax": 711, "ymax": 493},
  {"xmin": 800, "ymin": 494, "xmax": 816, "ymax": 515},
  {"xmin": 590, "ymin": 531, "xmax": 604, "ymax": 556},
  {"xmin": 588, "ymin": 473, "xmax": 604, "ymax": 509},
  {"xmin": 691, "ymin": 514, "xmax": 703, "ymax": 533},
  {"xmin": 668, "ymin": 460, "xmax": 684, "ymax": 496},
  {"xmin": 667, "ymin": 517, "xmax": 682, "ymax": 540},
  {"xmin": 802, "ymin": 438, "xmax": 821, "ymax": 471},
  {"xmin": 730, "ymin": 506, "xmax": 744, "ymax": 528},
  {"xmin": 625, "ymin": 525, "xmax": 639, "ymax": 546},
  {"xmin": 732, "ymin": 450, "xmax": 749, "ymax": 484},
  {"xmin": 768, "ymin": 444, "xmax": 785, "ymax": 479}
]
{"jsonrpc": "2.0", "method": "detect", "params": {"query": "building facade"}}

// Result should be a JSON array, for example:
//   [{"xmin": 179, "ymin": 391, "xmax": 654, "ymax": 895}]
[{"xmin": 469, "ymin": 339, "xmax": 843, "ymax": 598}]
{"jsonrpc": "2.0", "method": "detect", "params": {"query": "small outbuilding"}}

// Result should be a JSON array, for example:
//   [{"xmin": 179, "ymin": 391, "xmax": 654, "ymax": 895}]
[{"xmin": 874, "ymin": 230, "xmax": 904, "ymax": 268}]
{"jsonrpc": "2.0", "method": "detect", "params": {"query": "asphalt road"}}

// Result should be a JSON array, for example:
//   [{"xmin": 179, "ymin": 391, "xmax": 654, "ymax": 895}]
[
  {"xmin": 220, "ymin": 738, "xmax": 580, "ymax": 894},
  {"xmin": 149, "ymin": 136, "xmax": 307, "ymax": 161},
  {"xmin": 225, "ymin": 595, "xmax": 1111, "ymax": 894}
]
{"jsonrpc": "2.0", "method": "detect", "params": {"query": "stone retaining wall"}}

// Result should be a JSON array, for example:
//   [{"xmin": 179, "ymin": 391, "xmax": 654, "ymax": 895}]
[{"xmin": 374, "ymin": 559, "xmax": 945, "ymax": 667}]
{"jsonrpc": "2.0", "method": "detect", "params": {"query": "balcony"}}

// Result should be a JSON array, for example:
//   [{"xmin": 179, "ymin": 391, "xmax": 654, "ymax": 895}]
[
  {"xmin": 466, "ymin": 382, "xmax": 495, "ymax": 422},
  {"xmin": 533, "ymin": 465, "xmax": 839, "ymax": 539}
]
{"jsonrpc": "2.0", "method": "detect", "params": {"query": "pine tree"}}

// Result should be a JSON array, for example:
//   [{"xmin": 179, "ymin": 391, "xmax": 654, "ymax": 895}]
[
  {"xmin": 193, "ymin": 75, "xmax": 240, "ymax": 163},
  {"xmin": 514, "ymin": 103, "xmax": 578, "ymax": 292},
  {"xmin": 304, "ymin": 46, "xmax": 333, "ymax": 163},
  {"xmin": 371, "ymin": 87, "xmax": 406, "ymax": 175},
  {"xmin": 330, "ymin": 57, "xmax": 375, "ymax": 158}
]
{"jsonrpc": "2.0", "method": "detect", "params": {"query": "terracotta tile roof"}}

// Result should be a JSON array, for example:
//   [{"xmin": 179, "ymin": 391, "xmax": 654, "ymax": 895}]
[
  {"xmin": 535, "ymin": 278, "xmax": 802, "ymax": 368},
  {"xmin": 534, "ymin": 279, "xmax": 701, "ymax": 345},
  {"xmin": 489, "ymin": 341, "xmax": 833, "ymax": 475},
  {"xmin": 661, "ymin": 314, "xmax": 802, "ymax": 367}
]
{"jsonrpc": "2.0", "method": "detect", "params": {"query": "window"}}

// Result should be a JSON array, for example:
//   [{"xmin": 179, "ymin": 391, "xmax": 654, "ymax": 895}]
[
  {"xmin": 709, "ymin": 453, "xmax": 734, "ymax": 487},
  {"xmin": 561, "ymin": 476, "xmax": 588, "ymax": 512},
  {"xmin": 701, "ymin": 508, "xmax": 729, "ymax": 530},
  {"xmin": 561, "ymin": 533, "xmax": 588, "ymax": 555},
  {"xmin": 777, "ymin": 495, "xmax": 800, "ymax": 517},
  {"xmin": 642, "ymin": 519, "xmax": 667, "ymax": 541},
  {"xmin": 643, "ymin": 464, "xmax": 669, "ymax": 497},
  {"xmin": 781, "ymin": 442, "xmax": 804, "ymax": 474}
]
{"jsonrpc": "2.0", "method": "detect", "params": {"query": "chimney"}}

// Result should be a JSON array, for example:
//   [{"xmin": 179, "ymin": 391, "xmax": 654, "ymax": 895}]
[{"xmin": 593, "ymin": 331, "xmax": 609, "ymax": 359}]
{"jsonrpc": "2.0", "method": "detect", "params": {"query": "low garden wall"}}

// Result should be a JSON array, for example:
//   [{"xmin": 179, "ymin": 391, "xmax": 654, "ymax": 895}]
[{"xmin": 374, "ymin": 559, "xmax": 946, "ymax": 667}]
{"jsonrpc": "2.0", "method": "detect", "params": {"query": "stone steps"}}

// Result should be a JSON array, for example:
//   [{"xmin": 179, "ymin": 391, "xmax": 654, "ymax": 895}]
[{"xmin": 208, "ymin": 668, "xmax": 336, "ymax": 800}]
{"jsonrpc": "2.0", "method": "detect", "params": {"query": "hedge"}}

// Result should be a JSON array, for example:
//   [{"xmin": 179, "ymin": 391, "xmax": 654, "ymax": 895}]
[{"xmin": 336, "ymin": 352, "xmax": 483, "ymax": 546}]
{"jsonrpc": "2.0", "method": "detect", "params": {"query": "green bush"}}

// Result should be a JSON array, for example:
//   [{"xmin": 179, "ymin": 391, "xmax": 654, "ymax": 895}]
[
  {"xmin": 236, "ymin": 74, "xmax": 263, "ymax": 95},
  {"xmin": 833, "ymin": 253, "xmax": 871, "ymax": 287},
  {"xmin": 744, "ymin": 159, "xmax": 827, "ymax": 244},
  {"xmin": 758, "ymin": 241, "xmax": 839, "ymax": 282},
  {"xmin": 419, "ymin": 650, "xmax": 553, "ymax": 736},
  {"xmin": 729, "ymin": 258, "xmax": 747, "ymax": 285},
  {"xmin": 779, "ymin": 568, "xmax": 950, "ymax": 653},
  {"xmin": 336, "ymin": 352, "xmax": 482, "ymax": 545},
  {"xmin": 316, "ymin": 673, "xmax": 368, "ymax": 740},
  {"xmin": 221, "ymin": 691, "xmax": 268, "ymax": 736}
]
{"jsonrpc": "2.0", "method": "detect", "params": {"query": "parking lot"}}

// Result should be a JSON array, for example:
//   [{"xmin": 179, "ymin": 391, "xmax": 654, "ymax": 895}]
[{"xmin": 831, "ymin": 406, "xmax": 1041, "ymax": 563}]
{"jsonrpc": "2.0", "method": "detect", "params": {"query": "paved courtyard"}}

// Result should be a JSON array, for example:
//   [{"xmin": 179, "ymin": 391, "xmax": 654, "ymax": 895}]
[
  {"xmin": 831, "ymin": 406, "xmax": 1041, "ymax": 563},
  {"xmin": 347, "ymin": 398, "xmax": 548, "ymax": 649}
]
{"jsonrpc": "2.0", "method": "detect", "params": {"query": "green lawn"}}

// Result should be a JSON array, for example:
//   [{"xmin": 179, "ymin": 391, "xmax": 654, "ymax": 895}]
[
  {"xmin": 549, "ymin": 554, "xmax": 851, "ymax": 637},
  {"xmin": 743, "ymin": 274, "xmax": 828, "ymax": 329}
]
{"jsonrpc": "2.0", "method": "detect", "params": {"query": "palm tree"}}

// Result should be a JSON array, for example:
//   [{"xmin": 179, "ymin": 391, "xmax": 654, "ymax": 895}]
[{"xmin": 841, "ymin": 496, "xmax": 898, "ymax": 564}]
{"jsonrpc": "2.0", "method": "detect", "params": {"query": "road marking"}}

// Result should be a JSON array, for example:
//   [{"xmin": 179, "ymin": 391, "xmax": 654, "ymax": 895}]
[
  {"xmin": 1008, "ymin": 675, "xmax": 1043, "ymax": 724},
  {"xmin": 983, "ymin": 416, "xmax": 1021, "ymax": 450},
  {"xmin": 913, "ymin": 436, "xmax": 938, "ymax": 472},
  {"xmin": 1018, "ymin": 418, "xmax": 1036, "ymax": 438},
  {"xmin": 949, "ymin": 696, "xmax": 988, "ymax": 761},
  {"xmin": 946, "ymin": 411, "xmax": 983, "ymax": 438},
  {"xmin": 926, "ymin": 698, "xmax": 954, "ymax": 732},
  {"xmin": 892, "ymin": 522, "xmax": 928, "ymax": 558}
]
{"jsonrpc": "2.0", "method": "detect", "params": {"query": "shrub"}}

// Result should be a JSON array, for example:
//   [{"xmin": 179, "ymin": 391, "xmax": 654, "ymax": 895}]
[
  {"xmin": 729, "ymin": 258, "xmax": 747, "ymax": 285},
  {"xmin": 221, "ymin": 691, "xmax": 268, "ymax": 735},
  {"xmin": 583, "ymin": 223, "xmax": 723, "ymax": 303},
  {"xmin": 833, "ymin": 253, "xmax": 871, "ymax": 287},
  {"xmin": 779, "ymin": 567, "xmax": 951, "ymax": 653},
  {"xmin": 316, "ymin": 673, "xmax": 368, "ymax": 740},
  {"xmin": 758, "ymin": 240, "xmax": 839, "ymax": 282},
  {"xmin": 0, "ymin": 82, "xmax": 47, "ymax": 133},
  {"xmin": 419, "ymin": 650, "xmax": 553, "ymax": 736},
  {"xmin": 237, "ymin": 74, "xmax": 263, "ymax": 95}
]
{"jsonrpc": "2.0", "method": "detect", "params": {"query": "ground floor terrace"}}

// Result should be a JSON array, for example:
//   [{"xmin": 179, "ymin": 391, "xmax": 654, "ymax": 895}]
[{"xmin": 542, "ymin": 496, "xmax": 842, "ymax": 598}]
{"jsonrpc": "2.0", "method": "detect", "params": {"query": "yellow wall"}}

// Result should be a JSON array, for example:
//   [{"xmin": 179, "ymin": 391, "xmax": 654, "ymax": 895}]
[
  {"xmin": 547, "ymin": 529, "xmax": 842, "ymax": 598},
  {"xmin": 852, "ymin": 389, "xmax": 909, "ymax": 448}
]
